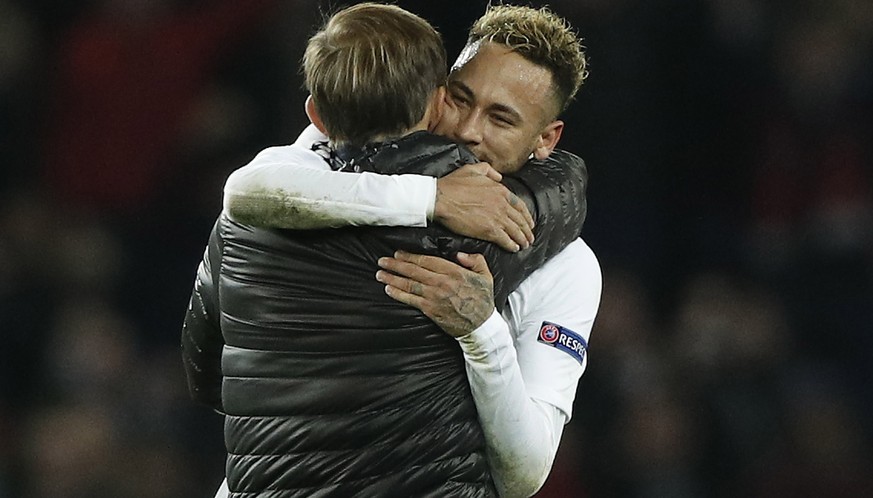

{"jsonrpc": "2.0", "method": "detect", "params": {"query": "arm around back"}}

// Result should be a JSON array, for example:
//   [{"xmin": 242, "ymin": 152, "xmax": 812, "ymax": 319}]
[{"xmin": 384, "ymin": 148, "xmax": 589, "ymax": 307}]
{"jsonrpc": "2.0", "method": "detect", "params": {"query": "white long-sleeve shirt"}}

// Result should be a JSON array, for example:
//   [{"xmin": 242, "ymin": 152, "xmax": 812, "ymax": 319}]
[
  {"xmin": 223, "ymin": 125, "xmax": 438, "ymax": 228},
  {"xmin": 216, "ymin": 126, "xmax": 602, "ymax": 497}
]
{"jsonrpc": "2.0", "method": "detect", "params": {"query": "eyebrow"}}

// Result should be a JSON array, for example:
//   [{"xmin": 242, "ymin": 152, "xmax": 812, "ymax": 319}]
[{"xmin": 449, "ymin": 80, "xmax": 523, "ymax": 124}]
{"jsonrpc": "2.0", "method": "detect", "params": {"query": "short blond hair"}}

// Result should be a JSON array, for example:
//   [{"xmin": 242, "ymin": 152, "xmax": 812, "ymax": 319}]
[
  {"xmin": 303, "ymin": 3, "xmax": 447, "ymax": 145},
  {"xmin": 467, "ymin": 4, "xmax": 588, "ymax": 115}
]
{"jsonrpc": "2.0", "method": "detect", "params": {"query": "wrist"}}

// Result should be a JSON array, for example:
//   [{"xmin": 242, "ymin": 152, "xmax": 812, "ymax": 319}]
[
  {"xmin": 427, "ymin": 177, "xmax": 438, "ymax": 221},
  {"xmin": 456, "ymin": 308, "xmax": 502, "ymax": 343},
  {"xmin": 456, "ymin": 309, "xmax": 511, "ymax": 361}
]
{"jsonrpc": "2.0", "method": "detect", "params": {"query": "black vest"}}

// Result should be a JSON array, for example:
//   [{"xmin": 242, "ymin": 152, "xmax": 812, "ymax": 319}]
[{"xmin": 186, "ymin": 132, "xmax": 587, "ymax": 497}]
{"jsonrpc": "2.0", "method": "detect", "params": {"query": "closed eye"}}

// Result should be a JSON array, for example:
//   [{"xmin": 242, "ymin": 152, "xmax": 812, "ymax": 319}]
[
  {"xmin": 449, "ymin": 91, "xmax": 470, "ymax": 106},
  {"xmin": 492, "ymin": 114, "xmax": 514, "ymax": 126},
  {"xmin": 448, "ymin": 81, "xmax": 474, "ymax": 107}
]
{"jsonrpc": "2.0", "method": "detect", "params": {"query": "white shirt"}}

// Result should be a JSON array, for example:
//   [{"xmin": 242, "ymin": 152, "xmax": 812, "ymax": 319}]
[{"xmin": 217, "ymin": 126, "xmax": 602, "ymax": 498}]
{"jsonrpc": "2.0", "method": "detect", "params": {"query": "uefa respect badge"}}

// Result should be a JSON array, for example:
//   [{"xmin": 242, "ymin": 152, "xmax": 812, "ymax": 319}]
[{"xmin": 537, "ymin": 321, "xmax": 587, "ymax": 365}]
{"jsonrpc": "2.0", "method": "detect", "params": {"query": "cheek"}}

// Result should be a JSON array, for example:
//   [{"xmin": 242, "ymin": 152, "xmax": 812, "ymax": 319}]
[
  {"xmin": 434, "ymin": 103, "xmax": 460, "ymax": 136},
  {"xmin": 488, "ymin": 129, "xmax": 535, "ymax": 170},
  {"xmin": 486, "ymin": 128, "xmax": 520, "ymax": 154}
]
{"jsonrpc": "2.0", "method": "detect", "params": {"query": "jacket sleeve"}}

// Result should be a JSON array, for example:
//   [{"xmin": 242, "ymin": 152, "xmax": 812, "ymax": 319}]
[
  {"xmin": 181, "ymin": 219, "xmax": 225, "ymax": 412},
  {"xmin": 491, "ymin": 149, "xmax": 587, "ymax": 305}
]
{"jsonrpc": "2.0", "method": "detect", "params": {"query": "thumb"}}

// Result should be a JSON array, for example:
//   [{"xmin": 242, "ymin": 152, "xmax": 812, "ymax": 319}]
[
  {"xmin": 466, "ymin": 162, "xmax": 502, "ymax": 182},
  {"xmin": 456, "ymin": 252, "xmax": 490, "ymax": 275},
  {"xmin": 481, "ymin": 163, "xmax": 502, "ymax": 182}
]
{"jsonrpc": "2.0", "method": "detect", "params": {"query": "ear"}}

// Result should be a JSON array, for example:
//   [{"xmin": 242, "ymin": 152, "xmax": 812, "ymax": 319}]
[
  {"xmin": 305, "ymin": 95, "xmax": 328, "ymax": 135},
  {"xmin": 425, "ymin": 86, "xmax": 447, "ymax": 133},
  {"xmin": 532, "ymin": 120, "xmax": 564, "ymax": 160}
]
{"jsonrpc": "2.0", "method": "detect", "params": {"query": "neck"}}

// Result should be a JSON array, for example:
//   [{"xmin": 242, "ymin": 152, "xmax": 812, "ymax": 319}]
[{"xmin": 329, "ymin": 121, "xmax": 429, "ymax": 149}]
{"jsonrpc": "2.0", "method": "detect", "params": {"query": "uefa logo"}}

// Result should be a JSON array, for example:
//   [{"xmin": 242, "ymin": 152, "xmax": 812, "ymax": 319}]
[{"xmin": 539, "ymin": 323, "xmax": 560, "ymax": 344}]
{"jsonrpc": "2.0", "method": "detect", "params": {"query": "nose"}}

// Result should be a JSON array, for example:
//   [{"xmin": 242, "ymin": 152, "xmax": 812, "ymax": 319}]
[{"xmin": 454, "ymin": 110, "xmax": 484, "ymax": 146}]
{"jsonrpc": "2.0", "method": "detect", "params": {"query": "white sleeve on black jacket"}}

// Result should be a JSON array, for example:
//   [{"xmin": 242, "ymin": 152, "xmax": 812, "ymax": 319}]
[{"xmin": 222, "ymin": 125, "xmax": 437, "ymax": 228}]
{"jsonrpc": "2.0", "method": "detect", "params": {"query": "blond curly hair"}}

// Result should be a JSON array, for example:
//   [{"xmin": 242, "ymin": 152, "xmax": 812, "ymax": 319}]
[{"xmin": 467, "ymin": 4, "xmax": 588, "ymax": 114}]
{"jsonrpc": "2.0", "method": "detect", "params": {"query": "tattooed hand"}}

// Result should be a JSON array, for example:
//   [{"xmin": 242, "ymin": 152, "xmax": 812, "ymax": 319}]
[{"xmin": 376, "ymin": 251, "xmax": 495, "ymax": 338}]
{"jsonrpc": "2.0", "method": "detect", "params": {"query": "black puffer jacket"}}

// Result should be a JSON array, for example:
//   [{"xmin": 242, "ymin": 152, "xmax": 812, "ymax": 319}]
[{"xmin": 181, "ymin": 132, "xmax": 587, "ymax": 497}]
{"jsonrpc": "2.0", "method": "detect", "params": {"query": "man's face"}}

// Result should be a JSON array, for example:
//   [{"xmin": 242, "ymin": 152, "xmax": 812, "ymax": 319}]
[{"xmin": 434, "ymin": 41, "xmax": 562, "ymax": 173}]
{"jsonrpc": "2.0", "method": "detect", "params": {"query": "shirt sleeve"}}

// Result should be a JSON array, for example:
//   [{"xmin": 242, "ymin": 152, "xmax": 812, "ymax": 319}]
[
  {"xmin": 222, "ymin": 125, "xmax": 437, "ymax": 229},
  {"xmin": 456, "ymin": 239, "xmax": 602, "ymax": 497}
]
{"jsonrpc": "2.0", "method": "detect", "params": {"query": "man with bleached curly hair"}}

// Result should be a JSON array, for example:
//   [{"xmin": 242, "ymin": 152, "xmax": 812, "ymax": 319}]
[
  {"xmin": 379, "ymin": 6, "xmax": 598, "ymax": 496},
  {"xmin": 439, "ymin": 3, "xmax": 589, "ymax": 173}
]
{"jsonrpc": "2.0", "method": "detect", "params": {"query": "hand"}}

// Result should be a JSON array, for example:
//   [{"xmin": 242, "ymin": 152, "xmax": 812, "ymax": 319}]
[
  {"xmin": 434, "ymin": 163, "xmax": 535, "ymax": 252},
  {"xmin": 376, "ymin": 251, "xmax": 495, "ymax": 338}
]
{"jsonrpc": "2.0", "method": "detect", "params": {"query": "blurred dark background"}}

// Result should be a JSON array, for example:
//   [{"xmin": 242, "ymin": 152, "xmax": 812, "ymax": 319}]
[{"xmin": 1, "ymin": 0, "xmax": 871, "ymax": 496}]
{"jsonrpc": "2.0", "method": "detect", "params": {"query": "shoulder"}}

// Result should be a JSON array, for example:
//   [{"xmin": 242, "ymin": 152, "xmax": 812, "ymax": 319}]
[
  {"xmin": 226, "ymin": 144, "xmax": 329, "ymax": 190},
  {"xmin": 515, "ymin": 239, "xmax": 601, "ymax": 309},
  {"xmin": 375, "ymin": 132, "xmax": 477, "ymax": 176},
  {"xmin": 399, "ymin": 132, "xmax": 476, "ymax": 166},
  {"xmin": 247, "ymin": 144, "xmax": 325, "ymax": 167},
  {"xmin": 244, "ymin": 124, "xmax": 328, "ymax": 169},
  {"xmin": 543, "ymin": 148, "xmax": 585, "ymax": 166},
  {"xmin": 524, "ymin": 149, "xmax": 587, "ymax": 175},
  {"xmin": 539, "ymin": 239, "xmax": 600, "ymax": 280}
]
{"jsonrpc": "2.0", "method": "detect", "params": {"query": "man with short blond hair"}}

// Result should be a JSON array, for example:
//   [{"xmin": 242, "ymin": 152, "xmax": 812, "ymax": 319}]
[{"xmin": 301, "ymin": 3, "xmax": 447, "ymax": 145}]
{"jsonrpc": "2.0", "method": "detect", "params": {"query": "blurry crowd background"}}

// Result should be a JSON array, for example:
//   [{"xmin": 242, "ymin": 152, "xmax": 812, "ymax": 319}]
[{"xmin": 1, "ymin": 0, "xmax": 871, "ymax": 496}]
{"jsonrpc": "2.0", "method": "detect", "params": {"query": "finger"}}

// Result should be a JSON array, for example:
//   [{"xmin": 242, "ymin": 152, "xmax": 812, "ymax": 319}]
[
  {"xmin": 463, "ymin": 162, "xmax": 503, "ymax": 182},
  {"xmin": 456, "ymin": 163, "xmax": 482, "ymax": 176},
  {"xmin": 481, "ymin": 163, "xmax": 502, "ymax": 182},
  {"xmin": 376, "ymin": 270, "xmax": 432, "ymax": 296},
  {"xmin": 384, "ymin": 283, "xmax": 431, "ymax": 314},
  {"xmin": 377, "ymin": 256, "xmax": 442, "ymax": 284},
  {"xmin": 393, "ymin": 251, "xmax": 465, "ymax": 274},
  {"xmin": 502, "ymin": 203, "xmax": 534, "ymax": 248},
  {"xmin": 508, "ymin": 192, "xmax": 536, "ymax": 236},
  {"xmin": 515, "ymin": 194, "xmax": 536, "ymax": 231},
  {"xmin": 458, "ymin": 162, "xmax": 497, "ymax": 181},
  {"xmin": 456, "ymin": 252, "xmax": 491, "ymax": 275},
  {"xmin": 490, "ymin": 230, "xmax": 521, "ymax": 253}
]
